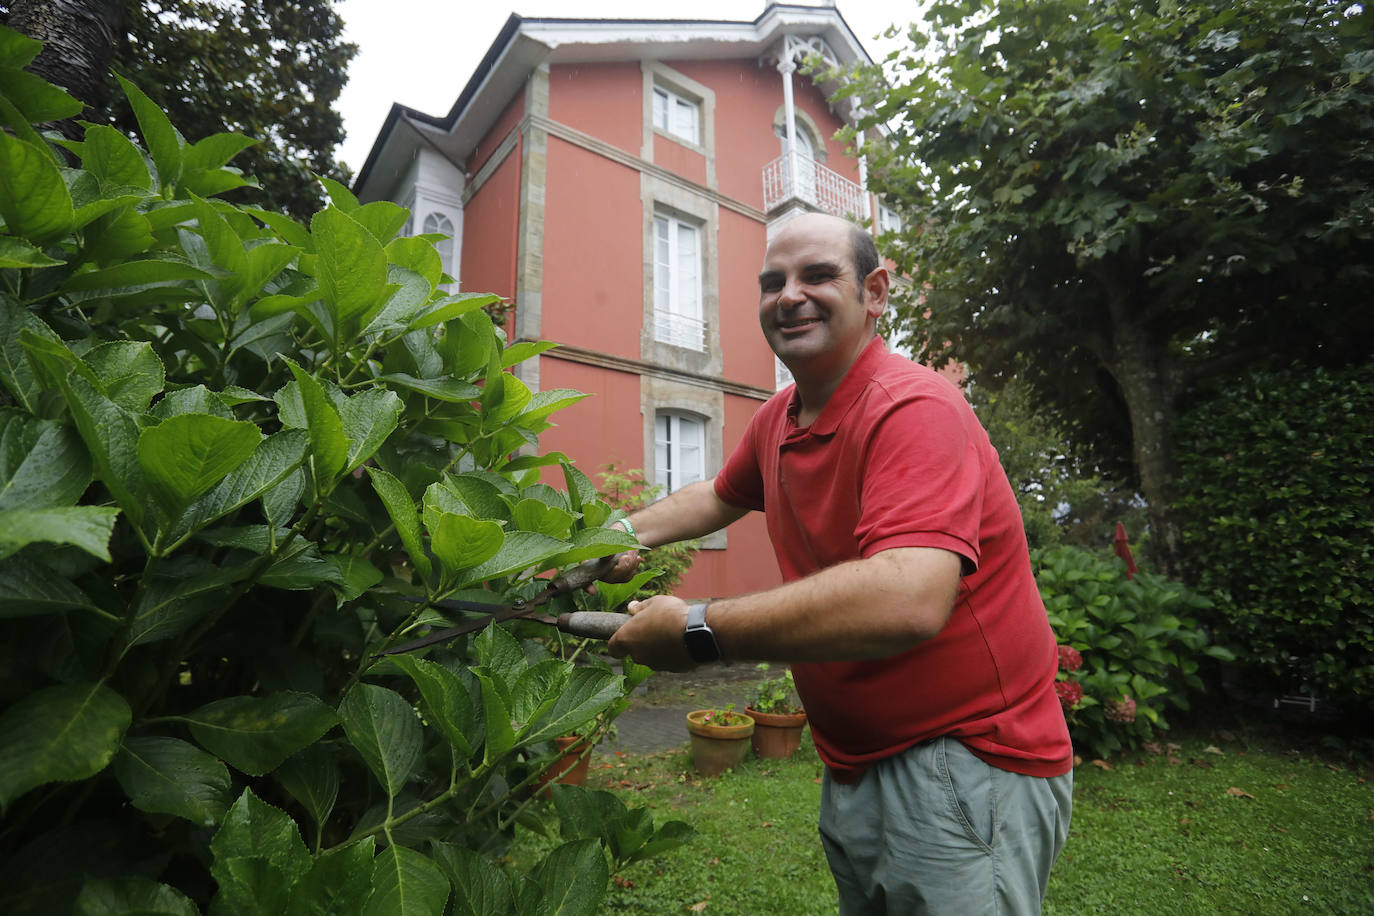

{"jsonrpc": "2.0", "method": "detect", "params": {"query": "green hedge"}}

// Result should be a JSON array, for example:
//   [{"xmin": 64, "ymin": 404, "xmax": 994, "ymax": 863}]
[{"xmin": 1174, "ymin": 363, "xmax": 1374, "ymax": 708}]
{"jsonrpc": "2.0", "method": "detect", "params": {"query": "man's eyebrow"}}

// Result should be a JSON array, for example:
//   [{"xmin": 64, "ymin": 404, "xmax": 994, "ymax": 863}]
[{"xmin": 758, "ymin": 269, "xmax": 783, "ymax": 286}]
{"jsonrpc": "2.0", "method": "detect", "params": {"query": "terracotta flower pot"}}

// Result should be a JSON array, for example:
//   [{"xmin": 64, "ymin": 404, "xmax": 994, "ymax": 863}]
[
  {"xmin": 535, "ymin": 735, "xmax": 591, "ymax": 799},
  {"xmin": 685, "ymin": 710, "xmax": 754, "ymax": 776},
  {"xmin": 745, "ymin": 706, "xmax": 808, "ymax": 759}
]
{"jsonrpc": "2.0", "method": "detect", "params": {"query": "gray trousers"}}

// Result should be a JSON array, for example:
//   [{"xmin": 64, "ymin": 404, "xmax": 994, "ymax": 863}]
[{"xmin": 819, "ymin": 736, "xmax": 1073, "ymax": 915}]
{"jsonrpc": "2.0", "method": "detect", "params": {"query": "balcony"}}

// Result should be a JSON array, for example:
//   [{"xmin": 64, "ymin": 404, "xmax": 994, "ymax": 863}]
[
  {"xmin": 762, "ymin": 155, "xmax": 868, "ymax": 219},
  {"xmin": 654, "ymin": 309, "xmax": 707, "ymax": 352}
]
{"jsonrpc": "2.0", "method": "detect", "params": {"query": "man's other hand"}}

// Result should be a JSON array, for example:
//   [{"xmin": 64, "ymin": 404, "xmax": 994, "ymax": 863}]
[{"xmin": 607, "ymin": 595, "xmax": 694, "ymax": 672}]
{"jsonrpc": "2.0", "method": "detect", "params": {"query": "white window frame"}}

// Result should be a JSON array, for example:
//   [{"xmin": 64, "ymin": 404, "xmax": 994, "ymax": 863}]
[
  {"xmin": 655, "ymin": 412, "xmax": 705, "ymax": 493},
  {"xmin": 878, "ymin": 203, "xmax": 902, "ymax": 234},
  {"xmin": 422, "ymin": 211, "xmax": 456, "ymax": 283},
  {"xmin": 652, "ymin": 212, "xmax": 706, "ymax": 351},
  {"xmin": 652, "ymin": 85, "xmax": 700, "ymax": 146}
]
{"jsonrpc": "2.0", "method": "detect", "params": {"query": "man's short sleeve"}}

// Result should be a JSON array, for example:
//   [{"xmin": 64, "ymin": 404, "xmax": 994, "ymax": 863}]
[
  {"xmin": 714, "ymin": 401, "xmax": 770, "ymax": 513},
  {"xmin": 855, "ymin": 390, "xmax": 985, "ymax": 572}
]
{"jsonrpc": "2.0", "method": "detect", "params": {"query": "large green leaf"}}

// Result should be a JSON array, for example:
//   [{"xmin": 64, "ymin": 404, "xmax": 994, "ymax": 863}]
[
  {"xmin": 506, "ymin": 659, "xmax": 568, "ymax": 743},
  {"xmin": 382, "ymin": 655, "xmax": 476, "ymax": 759},
  {"xmin": 114, "ymin": 736, "xmax": 233, "ymax": 827},
  {"xmin": 60, "ymin": 258, "xmax": 215, "ymax": 295},
  {"xmin": 0, "ymin": 555, "xmax": 101, "ymax": 617},
  {"xmin": 377, "ymin": 373, "xmax": 482, "ymax": 403},
  {"xmin": 73, "ymin": 876, "xmax": 199, "ymax": 916},
  {"xmin": 124, "ymin": 558, "xmax": 251, "ymax": 647},
  {"xmin": 21, "ymin": 331, "xmax": 147, "ymax": 526},
  {"xmin": 280, "ymin": 361, "xmax": 348, "ymax": 485},
  {"xmin": 517, "ymin": 839, "xmax": 608, "ymax": 916},
  {"xmin": 310, "ymin": 206, "xmax": 390, "ymax": 340},
  {"xmin": 0, "ymin": 130, "xmax": 74, "ymax": 245},
  {"xmin": 522, "ymin": 666, "xmax": 624, "ymax": 745},
  {"xmin": 338, "ymin": 683, "xmax": 422, "ymax": 798},
  {"xmin": 275, "ymin": 743, "xmax": 339, "ymax": 835},
  {"xmin": 138, "ymin": 413, "xmax": 262, "ymax": 517},
  {"xmin": 0, "ymin": 681, "xmax": 131, "ymax": 808},
  {"xmin": 173, "ymin": 428, "xmax": 308, "ymax": 539},
  {"xmin": 117, "ymin": 75, "xmax": 184, "ymax": 190},
  {"xmin": 284, "ymin": 839, "xmax": 376, "ymax": 916},
  {"xmin": 476, "ymin": 673, "xmax": 515, "ymax": 765},
  {"xmin": 428, "ymin": 512, "xmax": 505, "ymax": 577},
  {"xmin": 461, "ymin": 531, "xmax": 570, "ymax": 584},
  {"xmin": 81, "ymin": 124, "xmax": 153, "ymax": 192},
  {"xmin": 208, "ymin": 789, "xmax": 312, "ymax": 916},
  {"xmin": 365, "ymin": 467, "xmax": 431, "ymax": 580},
  {"xmin": 0, "ymin": 506, "xmax": 120, "ymax": 561},
  {"xmin": 430, "ymin": 841, "xmax": 515, "ymax": 916},
  {"xmin": 0, "ymin": 235, "xmax": 63, "ymax": 268},
  {"xmin": 0, "ymin": 411, "xmax": 91, "ymax": 510},
  {"xmin": 362, "ymin": 846, "xmax": 450, "ymax": 916},
  {"xmin": 185, "ymin": 692, "xmax": 338, "ymax": 777},
  {"xmin": 339, "ymin": 387, "xmax": 402, "ymax": 472},
  {"xmin": 82, "ymin": 340, "xmax": 165, "ymax": 413},
  {"xmin": 512, "ymin": 498, "xmax": 575, "ymax": 539}
]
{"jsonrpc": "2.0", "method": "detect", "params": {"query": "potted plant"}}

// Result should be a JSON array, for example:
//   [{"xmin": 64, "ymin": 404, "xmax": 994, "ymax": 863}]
[
  {"xmin": 744, "ymin": 664, "xmax": 808, "ymax": 758},
  {"xmin": 534, "ymin": 734, "xmax": 594, "ymax": 799},
  {"xmin": 685, "ymin": 705, "xmax": 755, "ymax": 776}
]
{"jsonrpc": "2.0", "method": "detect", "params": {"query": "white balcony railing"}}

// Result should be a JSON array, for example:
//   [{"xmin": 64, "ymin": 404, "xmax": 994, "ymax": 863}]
[
  {"xmin": 654, "ymin": 309, "xmax": 707, "ymax": 351},
  {"xmin": 762, "ymin": 155, "xmax": 868, "ymax": 218}
]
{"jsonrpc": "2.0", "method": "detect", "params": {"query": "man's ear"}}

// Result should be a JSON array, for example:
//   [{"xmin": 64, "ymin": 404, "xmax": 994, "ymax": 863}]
[{"xmin": 863, "ymin": 266, "xmax": 890, "ymax": 319}]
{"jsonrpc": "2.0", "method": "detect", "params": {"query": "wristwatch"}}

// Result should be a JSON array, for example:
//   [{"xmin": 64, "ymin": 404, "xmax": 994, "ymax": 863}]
[{"xmin": 682, "ymin": 601, "xmax": 722, "ymax": 664}]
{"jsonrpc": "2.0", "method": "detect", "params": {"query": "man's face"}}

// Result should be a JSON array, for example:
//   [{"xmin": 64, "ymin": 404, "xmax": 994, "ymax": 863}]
[{"xmin": 757, "ymin": 216, "xmax": 882, "ymax": 382}]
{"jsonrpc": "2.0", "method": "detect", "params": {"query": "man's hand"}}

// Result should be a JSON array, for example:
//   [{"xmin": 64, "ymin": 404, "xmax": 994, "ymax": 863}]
[
  {"xmin": 600, "ymin": 549, "xmax": 643, "ymax": 584},
  {"xmin": 607, "ymin": 595, "xmax": 695, "ymax": 672}
]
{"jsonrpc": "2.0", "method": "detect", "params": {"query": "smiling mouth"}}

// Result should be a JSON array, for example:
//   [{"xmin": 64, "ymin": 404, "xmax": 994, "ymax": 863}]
[{"xmin": 777, "ymin": 317, "xmax": 822, "ymax": 331}]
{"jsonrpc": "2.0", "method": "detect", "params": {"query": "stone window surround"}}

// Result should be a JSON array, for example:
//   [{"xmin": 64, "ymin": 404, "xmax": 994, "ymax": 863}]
[
  {"xmin": 641, "ymin": 376, "xmax": 727, "ymax": 550},
  {"xmin": 640, "ymin": 174, "xmax": 721, "ymax": 378},
  {"xmin": 641, "ymin": 60, "xmax": 716, "ymax": 188},
  {"xmin": 771, "ymin": 105, "xmax": 828, "ymax": 163}
]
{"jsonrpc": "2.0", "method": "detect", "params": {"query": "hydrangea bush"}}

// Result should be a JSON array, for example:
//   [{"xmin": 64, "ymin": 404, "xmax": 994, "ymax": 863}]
[{"xmin": 1038, "ymin": 545, "xmax": 1233, "ymax": 759}]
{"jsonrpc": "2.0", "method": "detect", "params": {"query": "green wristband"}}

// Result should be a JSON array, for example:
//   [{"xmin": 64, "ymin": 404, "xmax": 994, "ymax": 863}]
[{"xmin": 615, "ymin": 517, "xmax": 639, "ymax": 545}]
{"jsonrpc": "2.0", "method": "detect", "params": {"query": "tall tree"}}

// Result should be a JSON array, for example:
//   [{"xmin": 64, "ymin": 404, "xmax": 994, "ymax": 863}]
[
  {"xmin": 841, "ymin": 0, "xmax": 1374, "ymax": 571},
  {"xmin": 3, "ymin": 0, "xmax": 356, "ymax": 218},
  {"xmin": 3, "ymin": 0, "xmax": 123, "ymax": 139}
]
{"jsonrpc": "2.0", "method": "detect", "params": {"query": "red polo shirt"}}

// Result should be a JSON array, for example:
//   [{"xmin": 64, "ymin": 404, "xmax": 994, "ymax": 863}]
[{"xmin": 716, "ymin": 337, "xmax": 1072, "ymax": 781}]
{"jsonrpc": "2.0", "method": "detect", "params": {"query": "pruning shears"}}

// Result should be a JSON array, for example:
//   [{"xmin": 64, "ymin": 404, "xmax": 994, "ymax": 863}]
[{"xmin": 374, "ymin": 554, "xmax": 631, "ymax": 657}]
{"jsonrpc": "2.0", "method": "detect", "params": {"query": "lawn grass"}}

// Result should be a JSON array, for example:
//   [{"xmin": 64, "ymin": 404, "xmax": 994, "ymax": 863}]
[{"xmin": 530, "ymin": 712, "xmax": 1374, "ymax": 914}]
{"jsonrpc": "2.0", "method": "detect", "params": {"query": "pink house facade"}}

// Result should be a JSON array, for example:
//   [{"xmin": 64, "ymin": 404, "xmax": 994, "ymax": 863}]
[{"xmin": 355, "ymin": 4, "xmax": 904, "ymax": 599}]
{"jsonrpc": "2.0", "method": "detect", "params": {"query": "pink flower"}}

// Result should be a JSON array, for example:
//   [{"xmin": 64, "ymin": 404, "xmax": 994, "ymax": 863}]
[
  {"xmin": 1054, "ymin": 679, "xmax": 1083, "ymax": 711},
  {"xmin": 1057, "ymin": 645, "xmax": 1083, "ymax": 672},
  {"xmin": 1106, "ymin": 695, "xmax": 1137, "ymax": 724}
]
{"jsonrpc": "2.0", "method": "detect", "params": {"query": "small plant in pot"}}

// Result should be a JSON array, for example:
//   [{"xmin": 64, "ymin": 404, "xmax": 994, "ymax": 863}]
[
  {"xmin": 745, "ymin": 664, "xmax": 808, "ymax": 758},
  {"xmin": 685, "ymin": 704, "xmax": 755, "ymax": 775}
]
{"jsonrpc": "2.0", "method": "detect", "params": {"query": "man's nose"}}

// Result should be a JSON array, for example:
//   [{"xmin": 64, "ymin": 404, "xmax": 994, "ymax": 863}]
[{"xmin": 777, "ymin": 276, "xmax": 805, "ymax": 308}]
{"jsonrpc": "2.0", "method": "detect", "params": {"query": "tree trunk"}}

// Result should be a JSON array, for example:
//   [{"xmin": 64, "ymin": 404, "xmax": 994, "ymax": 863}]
[
  {"xmin": 7, "ymin": 0, "xmax": 125, "ymax": 140},
  {"xmin": 1105, "ymin": 297, "xmax": 1184, "ymax": 576}
]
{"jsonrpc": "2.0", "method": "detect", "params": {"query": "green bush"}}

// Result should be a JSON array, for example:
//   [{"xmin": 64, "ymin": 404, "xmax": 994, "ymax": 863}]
[
  {"xmin": 1175, "ymin": 363, "xmax": 1374, "ymax": 709},
  {"xmin": 0, "ymin": 27, "xmax": 689, "ymax": 913},
  {"xmin": 1036, "ymin": 545, "xmax": 1233, "ymax": 759},
  {"xmin": 595, "ymin": 464, "xmax": 698, "ymax": 599}
]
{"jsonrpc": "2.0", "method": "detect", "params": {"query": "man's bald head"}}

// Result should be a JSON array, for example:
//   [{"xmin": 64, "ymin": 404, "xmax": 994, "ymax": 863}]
[{"xmin": 769, "ymin": 213, "xmax": 880, "ymax": 294}]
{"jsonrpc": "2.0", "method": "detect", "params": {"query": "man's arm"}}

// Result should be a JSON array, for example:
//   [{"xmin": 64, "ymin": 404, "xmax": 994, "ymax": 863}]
[
  {"xmin": 623, "ymin": 478, "xmax": 747, "ymax": 547},
  {"xmin": 607, "ymin": 546, "xmax": 963, "ymax": 672}
]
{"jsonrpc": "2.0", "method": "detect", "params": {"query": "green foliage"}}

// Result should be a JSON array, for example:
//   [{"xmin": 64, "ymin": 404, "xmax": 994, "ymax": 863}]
[
  {"xmin": 964, "ymin": 372, "xmax": 1143, "ymax": 551},
  {"xmin": 115, "ymin": 0, "xmax": 356, "ymax": 220},
  {"xmin": 836, "ymin": 0, "xmax": 1374, "ymax": 563},
  {"xmin": 748, "ymin": 663, "xmax": 802, "ymax": 716},
  {"xmin": 0, "ymin": 30, "xmax": 690, "ymax": 913},
  {"xmin": 1174, "ymin": 362, "xmax": 1374, "ymax": 707},
  {"xmin": 596, "ymin": 464, "xmax": 699, "ymax": 598},
  {"xmin": 1036, "ymin": 545, "xmax": 1233, "ymax": 759}
]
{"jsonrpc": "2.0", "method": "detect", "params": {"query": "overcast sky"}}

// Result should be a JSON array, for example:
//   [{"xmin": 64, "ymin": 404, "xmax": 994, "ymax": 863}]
[{"xmin": 333, "ymin": 0, "xmax": 922, "ymax": 174}]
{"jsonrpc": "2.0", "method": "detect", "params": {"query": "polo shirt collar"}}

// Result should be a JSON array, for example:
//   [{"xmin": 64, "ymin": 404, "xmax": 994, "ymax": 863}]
[{"xmin": 787, "ymin": 335, "xmax": 889, "ymax": 436}]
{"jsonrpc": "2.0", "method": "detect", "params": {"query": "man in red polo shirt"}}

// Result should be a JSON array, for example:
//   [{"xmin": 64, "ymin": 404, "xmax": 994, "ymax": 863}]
[{"xmin": 606, "ymin": 212, "xmax": 1072, "ymax": 915}]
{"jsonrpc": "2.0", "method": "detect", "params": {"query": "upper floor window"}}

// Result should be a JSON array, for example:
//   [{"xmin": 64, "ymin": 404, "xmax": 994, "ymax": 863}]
[
  {"xmin": 878, "ymin": 203, "xmax": 902, "ymax": 234},
  {"xmin": 653, "ymin": 85, "xmax": 700, "ymax": 146},
  {"xmin": 423, "ymin": 212, "xmax": 455, "ymax": 281},
  {"xmin": 653, "ymin": 213, "xmax": 705, "ymax": 351},
  {"xmin": 655, "ymin": 412, "xmax": 705, "ymax": 493}
]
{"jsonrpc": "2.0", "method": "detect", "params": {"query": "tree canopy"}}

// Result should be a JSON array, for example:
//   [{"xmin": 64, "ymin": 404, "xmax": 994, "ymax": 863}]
[
  {"xmin": 841, "ymin": 0, "xmax": 1373, "ymax": 568},
  {"xmin": 2, "ymin": 0, "xmax": 356, "ymax": 219}
]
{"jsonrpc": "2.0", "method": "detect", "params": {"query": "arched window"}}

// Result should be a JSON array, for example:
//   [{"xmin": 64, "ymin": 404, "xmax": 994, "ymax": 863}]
[
  {"xmin": 655, "ymin": 412, "xmax": 705, "ymax": 493},
  {"xmin": 423, "ymin": 212, "xmax": 455, "ymax": 281}
]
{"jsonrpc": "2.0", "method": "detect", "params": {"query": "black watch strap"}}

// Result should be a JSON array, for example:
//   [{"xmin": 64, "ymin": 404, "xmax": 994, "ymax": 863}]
[{"xmin": 683, "ymin": 601, "xmax": 722, "ymax": 664}]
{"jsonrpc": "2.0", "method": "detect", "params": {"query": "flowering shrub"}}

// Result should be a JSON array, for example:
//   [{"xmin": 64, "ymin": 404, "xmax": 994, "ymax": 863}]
[{"xmin": 1036, "ymin": 545, "xmax": 1234, "ymax": 759}]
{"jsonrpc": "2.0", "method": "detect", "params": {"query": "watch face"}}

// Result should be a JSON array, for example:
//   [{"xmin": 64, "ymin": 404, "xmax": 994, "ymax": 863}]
[{"xmin": 683, "ymin": 625, "xmax": 720, "ymax": 663}]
